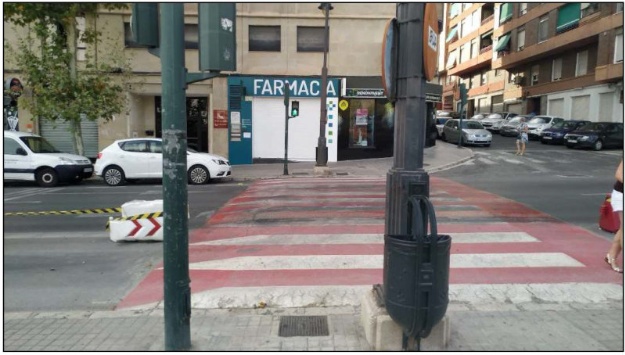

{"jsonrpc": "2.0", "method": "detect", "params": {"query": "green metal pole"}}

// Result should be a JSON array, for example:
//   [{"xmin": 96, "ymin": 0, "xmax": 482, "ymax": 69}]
[
  {"xmin": 284, "ymin": 81, "xmax": 290, "ymax": 176},
  {"xmin": 160, "ymin": 3, "xmax": 191, "ymax": 351}
]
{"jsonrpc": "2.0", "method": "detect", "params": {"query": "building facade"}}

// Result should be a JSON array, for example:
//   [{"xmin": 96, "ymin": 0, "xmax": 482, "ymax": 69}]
[
  {"xmin": 440, "ymin": 2, "xmax": 623, "ymax": 122},
  {"xmin": 5, "ymin": 3, "xmax": 447, "ymax": 163}
]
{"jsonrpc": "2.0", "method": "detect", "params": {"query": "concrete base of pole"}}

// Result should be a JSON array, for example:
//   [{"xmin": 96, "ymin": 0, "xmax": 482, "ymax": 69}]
[
  {"xmin": 313, "ymin": 166, "xmax": 332, "ymax": 176},
  {"xmin": 360, "ymin": 289, "xmax": 450, "ymax": 351}
]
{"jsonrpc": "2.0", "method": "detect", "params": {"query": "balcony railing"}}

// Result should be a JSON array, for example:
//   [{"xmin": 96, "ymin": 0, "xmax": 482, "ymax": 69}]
[
  {"xmin": 481, "ymin": 14, "xmax": 494, "ymax": 25},
  {"xmin": 479, "ymin": 45, "xmax": 492, "ymax": 54}
]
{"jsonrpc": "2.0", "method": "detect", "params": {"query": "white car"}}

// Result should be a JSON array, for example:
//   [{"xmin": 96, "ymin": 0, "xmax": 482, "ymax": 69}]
[
  {"xmin": 480, "ymin": 112, "xmax": 518, "ymax": 133},
  {"xmin": 526, "ymin": 115, "xmax": 565, "ymax": 140},
  {"xmin": 94, "ymin": 138, "xmax": 231, "ymax": 186},
  {"xmin": 435, "ymin": 117, "xmax": 450, "ymax": 138},
  {"xmin": 4, "ymin": 130, "xmax": 93, "ymax": 187}
]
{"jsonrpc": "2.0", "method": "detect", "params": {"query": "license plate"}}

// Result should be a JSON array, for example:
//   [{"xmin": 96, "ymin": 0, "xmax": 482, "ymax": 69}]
[
  {"xmin": 543, "ymin": 136, "xmax": 552, "ymax": 140},
  {"xmin": 84, "ymin": 167, "xmax": 93, "ymax": 172},
  {"xmin": 567, "ymin": 139, "xmax": 577, "ymax": 143}
]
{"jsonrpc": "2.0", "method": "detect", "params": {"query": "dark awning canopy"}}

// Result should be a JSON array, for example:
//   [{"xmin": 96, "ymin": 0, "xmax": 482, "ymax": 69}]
[{"xmin": 495, "ymin": 33, "xmax": 511, "ymax": 52}]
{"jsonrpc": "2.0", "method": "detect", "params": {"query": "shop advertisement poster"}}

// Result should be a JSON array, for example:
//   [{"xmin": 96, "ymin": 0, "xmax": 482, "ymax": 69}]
[{"xmin": 355, "ymin": 108, "xmax": 368, "ymax": 126}]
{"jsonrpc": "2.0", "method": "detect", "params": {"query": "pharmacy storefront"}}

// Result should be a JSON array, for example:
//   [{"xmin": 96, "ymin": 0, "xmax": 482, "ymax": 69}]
[{"xmin": 227, "ymin": 76, "xmax": 340, "ymax": 165}]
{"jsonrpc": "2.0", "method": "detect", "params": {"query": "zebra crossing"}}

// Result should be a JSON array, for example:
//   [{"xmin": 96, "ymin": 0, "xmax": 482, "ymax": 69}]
[{"xmin": 116, "ymin": 177, "xmax": 623, "ymax": 311}]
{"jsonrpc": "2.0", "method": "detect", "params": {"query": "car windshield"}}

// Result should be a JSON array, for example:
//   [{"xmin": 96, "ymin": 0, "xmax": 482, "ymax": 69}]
[
  {"xmin": 553, "ymin": 121, "xmax": 578, "ymax": 129},
  {"xmin": 461, "ymin": 121, "xmax": 484, "ymax": 129},
  {"xmin": 487, "ymin": 114, "xmax": 502, "ymax": 119},
  {"xmin": 19, "ymin": 136, "xmax": 61, "ymax": 153},
  {"xmin": 508, "ymin": 117, "xmax": 522, "ymax": 124},
  {"xmin": 577, "ymin": 123, "xmax": 603, "ymax": 132},
  {"xmin": 436, "ymin": 118, "xmax": 449, "ymax": 125},
  {"xmin": 529, "ymin": 117, "xmax": 548, "ymax": 124}
]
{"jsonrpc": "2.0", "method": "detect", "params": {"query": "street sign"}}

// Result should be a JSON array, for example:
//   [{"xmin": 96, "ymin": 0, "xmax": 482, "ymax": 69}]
[
  {"xmin": 381, "ymin": 18, "xmax": 397, "ymax": 102},
  {"xmin": 422, "ymin": 3, "xmax": 438, "ymax": 81}
]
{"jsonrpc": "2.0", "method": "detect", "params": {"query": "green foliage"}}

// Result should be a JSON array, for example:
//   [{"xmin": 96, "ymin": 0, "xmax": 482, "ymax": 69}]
[{"xmin": 4, "ymin": 3, "xmax": 130, "ymax": 154}]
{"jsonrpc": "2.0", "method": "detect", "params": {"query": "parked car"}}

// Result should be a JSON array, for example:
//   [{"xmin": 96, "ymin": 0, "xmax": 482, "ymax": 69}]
[
  {"xmin": 442, "ymin": 119, "xmax": 492, "ymax": 147},
  {"xmin": 435, "ymin": 117, "xmax": 450, "ymax": 138},
  {"xmin": 470, "ymin": 113, "xmax": 489, "ymax": 120},
  {"xmin": 480, "ymin": 112, "xmax": 518, "ymax": 133},
  {"xmin": 526, "ymin": 115, "xmax": 565, "ymax": 140},
  {"xmin": 564, "ymin": 122, "xmax": 624, "ymax": 151},
  {"xmin": 540, "ymin": 120, "xmax": 591, "ymax": 144},
  {"xmin": 499, "ymin": 116, "xmax": 532, "ymax": 137},
  {"xmin": 94, "ymin": 138, "xmax": 231, "ymax": 186},
  {"xmin": 4, "ymin": 130, "xmax": 93, "ymax": 187}
]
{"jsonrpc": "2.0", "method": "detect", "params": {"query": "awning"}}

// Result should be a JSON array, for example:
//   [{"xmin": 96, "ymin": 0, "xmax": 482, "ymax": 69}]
[
  {"xmin": 446, "ymin": 50, "xmax": 458, "ymax": 69},
  {"xmin": 499, "ymin": 3, "xmax": 512, "ymax": 24},
  {"xmin": 450, "ymin": 3, "xmax": 461, "ymax": 18},
  {"xmin": 556, "ymin": 3, "xmax": 581, "ymax": 33},
  {"xmin": 494, "ymin": 33, "xmax": 511, "ymax": 52},
  {"xmin": 446, "ymin": 26, "xmax": 458, "ymax": 43},
  {"xmin": 481, "ymin": 30, "xmax": 493, "ymax": 39}
]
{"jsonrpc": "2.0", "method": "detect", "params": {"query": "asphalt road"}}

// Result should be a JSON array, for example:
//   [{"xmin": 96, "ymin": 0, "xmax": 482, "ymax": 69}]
[
  {"xmin": 435, "ymin": 133, "xmax": 622, "ymax": 238},
  {"xmin": 3, "ymin": 180, "xmax": 248, "ymax": 312}
]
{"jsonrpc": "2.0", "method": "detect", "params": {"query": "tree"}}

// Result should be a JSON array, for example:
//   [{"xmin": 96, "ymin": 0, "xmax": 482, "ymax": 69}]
[{"xmin": 4, "ymin": 3, "xmax": 130, "ymax": 155}]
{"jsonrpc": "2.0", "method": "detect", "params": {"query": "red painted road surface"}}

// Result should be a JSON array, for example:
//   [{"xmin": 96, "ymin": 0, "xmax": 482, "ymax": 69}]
[{"xmin": 117, "ymin": 177, "xmax": 622, "ymax": 309}]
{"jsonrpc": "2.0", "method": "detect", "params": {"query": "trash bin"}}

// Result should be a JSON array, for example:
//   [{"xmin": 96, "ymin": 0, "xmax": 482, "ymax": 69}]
[{"xmin": 383, "ymin": 195, "xmax": 451, "ymax": 340}]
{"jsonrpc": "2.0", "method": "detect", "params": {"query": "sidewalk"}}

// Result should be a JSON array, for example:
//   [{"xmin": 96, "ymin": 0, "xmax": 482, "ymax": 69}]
[{"xmin": 5, "ymin": 144, "xmax": 624, "ymax": 351}]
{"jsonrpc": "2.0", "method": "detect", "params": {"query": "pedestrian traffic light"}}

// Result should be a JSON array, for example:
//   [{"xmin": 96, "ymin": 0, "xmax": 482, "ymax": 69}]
[{"xmin": 291, "ymin": 101, "xmax": 300, "ymax": 117}]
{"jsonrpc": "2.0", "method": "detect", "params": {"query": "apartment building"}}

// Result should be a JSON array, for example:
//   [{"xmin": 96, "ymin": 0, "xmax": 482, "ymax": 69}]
[
  {"xmin": 6, "ymin": 4, "xmax": 448, "ymax": 163},
  {"xmin": 440, "ymin": 2, "xmax": 623, "ymax": 122}
]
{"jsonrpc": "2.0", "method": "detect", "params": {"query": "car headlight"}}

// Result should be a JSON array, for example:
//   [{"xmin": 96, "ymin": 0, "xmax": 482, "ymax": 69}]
[{"xmin": 59, "ymin": 157, "xmax": 78, "ymax": 165}]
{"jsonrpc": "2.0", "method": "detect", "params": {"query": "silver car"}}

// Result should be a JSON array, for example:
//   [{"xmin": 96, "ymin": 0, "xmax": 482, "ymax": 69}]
[
  {"xmin": 480, "ymin": 112, "xmax": 518, "ymax": 133},
  {"xmin": 526, "ymin": 115, "xmax": 565, "ymax": 140},
  {"xmin": 442, "ymin": 119, "xmax": 492, "ymax": 147}
]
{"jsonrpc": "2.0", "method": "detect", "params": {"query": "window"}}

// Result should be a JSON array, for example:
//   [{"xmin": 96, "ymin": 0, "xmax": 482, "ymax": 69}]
[
  {"xmin": 76, "ymin": 17, "xmax": 86, "ymax": 61},
  {"xmin": 148, "ymin": 141, "xmax": 162, "ymax": 153},
  {"xmin": 249, "ymin": 25, "xmax": 281, "ymax": 52},
  {"xmin": 517, "ymin": 28, "xmax": 525, "ymax": 51},
  {"xmin": 615, "ymin": 28, "xmax": 624, "ymax": 63},
  {"xmin": 463, "ymin": 3, "xmax": 472, "ymax": 10},
  {"xmin": 580, "ymin": 3, "xmax": 599, "ymax": 18},
  {"xmin": 519, "ymin": 3, "xmax": 528, "ymax": 16},
  {"xmin": 499, "ymin": 3, "xmax": 513, "ymax": 25},
  {"xmin": 538, "ymin": 16, "xmax": 549, "ymax": 42},
  {"xmin": 184, "ymin": 24, "xmax": 199, "ymax": 49},
  {"xmin": 552, "ymin": 58, "xmax": 562, "ymax": 81},
  {"xmin": 446, "ymin": 50, "xmax": 458, "ymax": 69},
  {"xmin": 576, "ymin": 50, "xmax": 588, "ymax": 76},
  {"xmin": 481, "ymin": 72, "xmax": 488, "ymax": 86},
  {"xmin": 470, "ymin": 39, "xmax": 478, "ymax": 58},
  {"xmin": 4, "ymin": 138, "xmax": 23, "ymax": 155},
  {"xmin": 297, "ymin": 26, "xmax": 326, "ymax": 52},
  {"xmin": 449, "ymin": 3, "xmax": 460, "ymax": 18},
  {"xmin": 124, "ymin": 22, "xmax": 142, "ymax": 47},
  {"xmin": 531, "ymin": 65, "xmax": 540, "ymax": 85},
  {"xmin": 121, "ymin": 140, "xmax": 149, "ymax": 153},
  {"xmin": 459, "ymin": 46, "xmax": 464, "ymax": 64}
]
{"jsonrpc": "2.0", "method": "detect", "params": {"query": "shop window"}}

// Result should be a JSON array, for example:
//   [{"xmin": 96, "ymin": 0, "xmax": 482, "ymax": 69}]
[
  {"xmin": 249, "ymin": 25, "xmax": 281, "ymax": 52},
  {"xmin": 348, "ymin": 100, "xmax": 376, "ymax": 148},
  {"xmin": 297, "ymin": 26, "xmax": 326, "ymax": 52}
]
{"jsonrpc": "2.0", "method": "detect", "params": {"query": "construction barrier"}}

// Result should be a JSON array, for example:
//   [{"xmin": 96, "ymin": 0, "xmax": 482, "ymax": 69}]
[
  {"xmin": 109, "ymin": 200, "xmax": 164, "ymax": 242},
  {"xmin": 5, "ymin": 207, "xmax": 121, "ymax": 216}
]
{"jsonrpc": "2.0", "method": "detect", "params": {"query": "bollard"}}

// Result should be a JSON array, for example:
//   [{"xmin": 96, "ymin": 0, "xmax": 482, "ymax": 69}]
[{"xmin": 383, "ymin": 195, "xmax": 451, "ymax": 350}]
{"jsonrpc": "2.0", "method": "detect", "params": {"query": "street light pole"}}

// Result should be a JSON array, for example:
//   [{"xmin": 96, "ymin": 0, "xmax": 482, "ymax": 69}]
[{"xmin": 315, "ymin": 2, "xmax": 333, "ymax": 168}]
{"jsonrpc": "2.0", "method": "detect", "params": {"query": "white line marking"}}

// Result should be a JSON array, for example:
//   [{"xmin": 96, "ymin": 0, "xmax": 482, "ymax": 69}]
[
  {"xmin": 193, "ymin": 232, "xmax": 538, "ymax": 246},
  {"xmin": 182, "ymin": 252, "xmax": 582, "ymax": 271}
]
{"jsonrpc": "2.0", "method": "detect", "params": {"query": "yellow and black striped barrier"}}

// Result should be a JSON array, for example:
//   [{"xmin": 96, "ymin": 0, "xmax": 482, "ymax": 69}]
[
  {"xmin": 106, "ymin": 212, "xmax": 164, "ymax": 230},
  {"xmin": 5, "ymin": 207, "xmax": 122, "ymax": 217}
]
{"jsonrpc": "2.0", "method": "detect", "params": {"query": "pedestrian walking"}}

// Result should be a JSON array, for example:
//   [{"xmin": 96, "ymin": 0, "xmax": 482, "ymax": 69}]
[
  {"xmin": 515, "ymin": 117, "xmax": 528, "ymax": 156},
  {"xmin": 605, "ymin": 158, "xmax": 623, "ymax": 273}
]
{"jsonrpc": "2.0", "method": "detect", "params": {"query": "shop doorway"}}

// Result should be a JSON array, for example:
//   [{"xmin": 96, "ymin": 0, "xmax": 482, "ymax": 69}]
[{"xmin": 155, "ymin": 96, "xmax": 209, "ymax": 152}]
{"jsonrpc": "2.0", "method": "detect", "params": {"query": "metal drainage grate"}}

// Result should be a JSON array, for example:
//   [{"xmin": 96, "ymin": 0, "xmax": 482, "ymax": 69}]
[{"xmin": 278, "ymin": 316, "xmax": 329, "ymax": 337}]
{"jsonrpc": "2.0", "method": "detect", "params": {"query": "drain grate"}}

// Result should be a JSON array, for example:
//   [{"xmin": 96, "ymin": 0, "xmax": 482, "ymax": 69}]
[{"xmin": 278, "ymin": 316, "xmax": 329, "ymax": 337}]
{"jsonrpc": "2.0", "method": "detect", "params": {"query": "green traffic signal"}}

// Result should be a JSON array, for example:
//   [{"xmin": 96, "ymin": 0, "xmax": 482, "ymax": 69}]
[{"xmin": 291, "ymin": 101, "xmax": 300, "ymax": 117}]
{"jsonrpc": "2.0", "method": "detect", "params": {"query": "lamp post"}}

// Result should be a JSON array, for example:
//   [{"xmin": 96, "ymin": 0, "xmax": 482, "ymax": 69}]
[{"xmin": 315, "ymin": 2, "xmax": 333, "ymax": 169}]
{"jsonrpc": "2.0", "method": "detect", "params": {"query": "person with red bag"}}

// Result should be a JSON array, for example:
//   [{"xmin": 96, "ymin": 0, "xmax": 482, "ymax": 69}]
[{"xmin": 605, "ymin": 158, "xmax": 623, "ymax": 273}]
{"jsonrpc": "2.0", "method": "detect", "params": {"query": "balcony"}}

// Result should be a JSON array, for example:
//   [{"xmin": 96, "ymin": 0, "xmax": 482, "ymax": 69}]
[
  {"xmin": 468, "ymin": 80, "xmax": 505, "ymax": 98},
  {"xmin": 493, "ymin": 12, "xmax": 623, "ymax": 70},
  {"xmin": 481, "ymin": 14, "xmax": 494, "ymax": 26},
  {"xmin": 448, "ymin": 47, "xmax": 493, "ymax": 77},
  {"xmin": 595, "ymin": 63, "xmax": 624, "ymax": 83}
]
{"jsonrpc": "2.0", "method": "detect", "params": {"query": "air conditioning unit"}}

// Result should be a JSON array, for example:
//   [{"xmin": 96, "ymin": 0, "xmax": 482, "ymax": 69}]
[{"xmin": 513, "ymin": 75, "xmax": 525, "ymax": 85}]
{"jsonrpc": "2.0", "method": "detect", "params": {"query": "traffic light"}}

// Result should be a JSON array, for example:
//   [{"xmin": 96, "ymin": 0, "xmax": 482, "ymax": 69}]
[
  {"xmin": 290, "ymin": 101, "xmax": 300, "ymax": 117},
  {"xmin": 459, "ymin": 83, "xmax": 467, "ymax": 107},
  {"xmin": 131, "ymin": 3, "xmax": 159, "ymax": 48},
  {"xmin": 199, "ymin": 3, "xmax": 237, "ymax": 72}
]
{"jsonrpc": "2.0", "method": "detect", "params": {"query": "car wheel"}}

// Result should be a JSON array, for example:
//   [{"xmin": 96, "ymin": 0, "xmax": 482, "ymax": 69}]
[
  {"xmin": 103, "ymin": 166, "xmax": 125, "ymax": 186},
  {"xmin": 36, "ymin": 168, "xmax": 59, "ymax": 187},
  {"xmin": 592, "ymin": 140, "xmax": 603, "ymax": 151},
  {"xmin": 188, "ymin": 165, "xmax": 209, "ymax": 185}
]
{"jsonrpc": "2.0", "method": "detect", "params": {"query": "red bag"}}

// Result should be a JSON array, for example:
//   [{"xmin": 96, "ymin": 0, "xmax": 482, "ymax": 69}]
[{"xmin": 599, "ymin": 194, "xmax": 620, "ymax": 233}]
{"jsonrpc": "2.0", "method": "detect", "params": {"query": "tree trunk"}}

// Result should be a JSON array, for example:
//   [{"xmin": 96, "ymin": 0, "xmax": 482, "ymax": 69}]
[{"xmin": 67, "ymin": 18, "xmax": 85, "ymax": 156}]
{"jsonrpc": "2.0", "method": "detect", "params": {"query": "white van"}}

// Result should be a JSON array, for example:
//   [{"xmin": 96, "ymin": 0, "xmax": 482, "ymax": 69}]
[{"xmin": 4, "ymin": 130, "xmax": 93, "ymax": 187}]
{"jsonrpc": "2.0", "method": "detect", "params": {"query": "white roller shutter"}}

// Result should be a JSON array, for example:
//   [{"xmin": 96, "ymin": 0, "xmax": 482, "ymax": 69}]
[
  {"xmin": 571, "ymin": 95, "xmax": 590, "ymax": 120},
  {"xmin": 506, "ymin": 103, "xmax": 522, "ymax": 114},
  {"xmin": 251, "ymin": 97, "xmax": 320, "ymax": 161},
  {"xmin": 548, "ymin": 98, "xmax": 564, "ymax": 117},
  {"xmin": 39, "ymin": 116, "xmax": 99, "ymax": 159}
]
